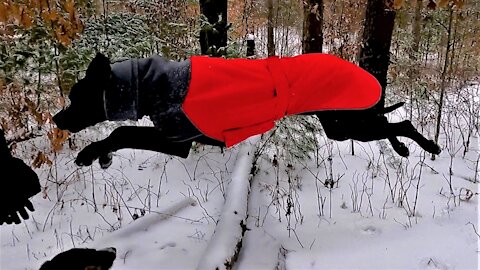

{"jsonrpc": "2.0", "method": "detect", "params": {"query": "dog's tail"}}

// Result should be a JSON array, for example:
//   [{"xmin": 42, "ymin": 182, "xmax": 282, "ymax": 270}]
[{"xmin": 382, "ymin": 102, "xmax": 405, "ymax": 114}]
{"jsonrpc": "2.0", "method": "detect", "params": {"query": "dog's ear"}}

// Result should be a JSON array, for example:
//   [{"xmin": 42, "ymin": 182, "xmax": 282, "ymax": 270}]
[{"xmin": 86, "ymin": 52, "xmax": 111, "ymax": 78}]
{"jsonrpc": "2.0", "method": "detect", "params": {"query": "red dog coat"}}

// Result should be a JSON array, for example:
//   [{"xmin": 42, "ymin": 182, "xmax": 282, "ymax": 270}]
[{"xmin": 182, "ymin": 53, "xmax": 381, "ymax": 147}]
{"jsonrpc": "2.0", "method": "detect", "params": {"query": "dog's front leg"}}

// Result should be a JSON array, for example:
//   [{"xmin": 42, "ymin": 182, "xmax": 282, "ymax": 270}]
[
  {"xmin": 75, "ymin": 140, "xmax": 113, "ymax": 168},
  {"xmin": 76, "ymin": 126, "xmax": 194, "ymax": 168}
]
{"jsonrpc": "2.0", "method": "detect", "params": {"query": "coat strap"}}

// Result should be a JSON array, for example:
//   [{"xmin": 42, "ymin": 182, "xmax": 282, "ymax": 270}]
[{"xmin": 265, "ymin": 56, "xmax": 290, "ymax": 120}]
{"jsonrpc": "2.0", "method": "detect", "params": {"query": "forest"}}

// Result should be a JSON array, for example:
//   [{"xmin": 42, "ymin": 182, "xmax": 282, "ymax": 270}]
[{"xmin": 0, "ymin": 0, "xmax": 479, "ymax": 269}]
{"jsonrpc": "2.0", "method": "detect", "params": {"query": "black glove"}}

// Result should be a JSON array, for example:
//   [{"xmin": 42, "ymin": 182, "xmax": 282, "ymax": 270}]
[{"xmin": 0, "ymin": 130, "xmax": 41, "ymax": 225}]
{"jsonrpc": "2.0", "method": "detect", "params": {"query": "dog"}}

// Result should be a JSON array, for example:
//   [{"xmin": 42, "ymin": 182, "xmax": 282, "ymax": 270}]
[
  {"xmin": 53, "ymin": 53, "xmax": 440, "ymax": 168},
  {"xmin": 39, "ymin": 247, "xmax": 116, "ymax": 270}
]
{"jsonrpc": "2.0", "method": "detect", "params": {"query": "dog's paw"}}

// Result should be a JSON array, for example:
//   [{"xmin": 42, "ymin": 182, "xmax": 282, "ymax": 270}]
[
  {"xmin": 393, "ymin": 143, "xmax": 410, "ymax": 157},
  {"xmin": 392, "ymin": 142, "xmax": 410, "ymax": 157},
  {"xmin": 76, "ymin": 142, "xmax": 105, "ymax": 167},
  {"xmin": 99, "ymin": 152, "xmax": 113, "ymax": 169},
  {"xmin": 426, "ymin": 140, "xmax": 442, "ymax": 155}
]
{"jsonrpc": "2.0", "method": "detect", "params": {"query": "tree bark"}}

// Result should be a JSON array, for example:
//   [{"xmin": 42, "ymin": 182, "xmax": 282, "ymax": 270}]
[
  {"xmin": 302, "ymin": 0, "xmax": 323, "ymax": 53},
  {"xmin": 267, "ymin": 0, "xmax": 275, "ymax": 56},
  {"xmin": 411, "ymin": 0, "xmax": 423, "ymax": 56},
  {"xmin": 246, "ymin": 32, "xmax": 255, "ymax": 57},
  {"xmin": 358, "ymin": 0, "xmax": 396, "ymax": 109},
  {"xmin": 432, "ymin": 8, "xmax": 454, "ymax": 160},
  {"xmin": 199, "ymin": 0, "xmax": 228, "ymax": 56}
]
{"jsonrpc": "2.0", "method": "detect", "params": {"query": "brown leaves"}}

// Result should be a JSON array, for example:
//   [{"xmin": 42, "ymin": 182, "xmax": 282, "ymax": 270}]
[
  {"xmin": 385, "ymin": 0, "xmax": 404, "ymax": 9},
  {"xmin": 32, "ymin": 151, "xmax": 52, "ymax": 168},
  {"xmin": 48, "ymin": 128, "xmax": 69, "ymax": 153},
  {"xmin": 0, "ymin": 0, "xmax": 85, "ymax": 47},
  {"xmin": 427, "ymin": 0, "xmax": 464, "ymax": 10},
  {"xmin": 0, "ymin": 2, "xmax": 7, "ymax": 23},
  {"xmin": 392, "ymin": 0, "xmax": 405, "ymax": 9}
]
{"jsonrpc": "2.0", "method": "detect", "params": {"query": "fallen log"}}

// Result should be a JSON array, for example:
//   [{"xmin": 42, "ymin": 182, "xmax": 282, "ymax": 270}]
[{"xmin": 197, "ymin": 136, "xmax": 260, "ymax": 270}]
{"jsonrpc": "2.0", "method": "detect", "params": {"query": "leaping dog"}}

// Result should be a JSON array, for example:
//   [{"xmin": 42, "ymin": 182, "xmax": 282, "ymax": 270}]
[{"xmin": 53, "ymin": 53, "xmax": 440, "ymax": 168}]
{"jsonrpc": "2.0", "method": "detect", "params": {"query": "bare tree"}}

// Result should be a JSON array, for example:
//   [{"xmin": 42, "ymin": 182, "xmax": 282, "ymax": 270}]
[
  {"xmin": 358, "ymin": 0, "xmax": 396, "ymax": 109},
  {"xmin": 267, "ymin": 0, "xmax": 276, "ymax": 56},
  {"xmin": 302, "ymin": 0, "xmax": 323, "ymax": 53},
  {"xmin": 433, "ymin": 7, "xmax": 454, "ymax": 160}
]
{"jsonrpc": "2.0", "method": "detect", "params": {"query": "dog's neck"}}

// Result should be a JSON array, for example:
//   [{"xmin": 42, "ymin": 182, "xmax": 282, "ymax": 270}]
[
  {"xmin": 104, "ymin": 59, "xmax": 143, "ymax": 121},
  {"xmin": 103, "ymin": 57, "xmax": 191, "ymax": 123}
]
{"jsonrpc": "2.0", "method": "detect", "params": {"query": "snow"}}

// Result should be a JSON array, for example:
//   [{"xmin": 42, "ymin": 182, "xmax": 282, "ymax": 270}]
[{"xmin": 1, "ymin": 92, "xmax": 479, "ymax": 269}]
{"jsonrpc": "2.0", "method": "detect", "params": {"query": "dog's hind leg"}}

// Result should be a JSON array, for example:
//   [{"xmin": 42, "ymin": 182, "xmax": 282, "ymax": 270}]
[
  {"xmin": 388, "ymin": 136, "xmax": 409, "ymax": 157},
  {"xmin": 389, "ymin": 121, "xmax": 441, "ymax": 155}
]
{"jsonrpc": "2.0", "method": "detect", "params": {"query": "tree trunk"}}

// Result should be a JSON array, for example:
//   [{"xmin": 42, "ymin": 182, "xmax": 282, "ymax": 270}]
[
  {"xmin": 246, "ymin": 32, "xmax": 255, "ymax": 57},
  {"xmin": 302, "ymin": 0, "xmax": 323, "ymax": 53},
  {"xmin": 409, "ymin": 0, "xmax": 423, "ymax": 119},
  {"xmin": 199, "ymin": 0, "xmax": 228, "ymax": 56},
  {"xmin": 358, "ymin": 0, "xmax": 396, "ymax": 109},
  {"xmin": 411, "ymin": 0, "xmax": 423, "ymax": 56},
  {"xmin": 267, "ymin": 0, "xmax": 275, "ymax": 56},
  {"xmin": 432, "ymin": 8, "xmax": 454, "ymax": 160}
]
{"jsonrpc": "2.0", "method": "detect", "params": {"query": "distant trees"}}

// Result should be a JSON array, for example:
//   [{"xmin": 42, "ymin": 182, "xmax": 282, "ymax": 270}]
[
  {"xmin": 199, "ymin": 0, "xmax": 229, "ymax": 56},
  {"xmin": 0, "ymin": 0, "xmax": 479, "ymax": 163}
]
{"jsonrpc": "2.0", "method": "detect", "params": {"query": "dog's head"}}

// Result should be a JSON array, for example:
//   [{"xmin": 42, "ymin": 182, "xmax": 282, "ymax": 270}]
[
  {"xmin": 53, "ymin": 53, "xmax": 111, "ymax": 133},
  {"xmin": 40, "ymin": 247, "xmax": 116, "ymax": 270}
]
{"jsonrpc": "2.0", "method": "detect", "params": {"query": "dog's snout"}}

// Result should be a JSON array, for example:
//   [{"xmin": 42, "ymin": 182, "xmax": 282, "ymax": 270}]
[
  {"xmin": 52, "ymin": 111, "xmax": 66, "ymax": 129},
  {"xmin": 101, "ymin": 247, "xmax": 116, "ymax": 254}
]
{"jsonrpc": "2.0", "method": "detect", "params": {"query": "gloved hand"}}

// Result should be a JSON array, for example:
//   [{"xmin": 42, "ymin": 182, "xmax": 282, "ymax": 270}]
[{"xmin": 0, "ymin": 130, "xmax": 41, "ymax": 225}]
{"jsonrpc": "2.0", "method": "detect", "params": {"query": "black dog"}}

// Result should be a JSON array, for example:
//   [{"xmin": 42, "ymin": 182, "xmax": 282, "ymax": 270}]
[
  {"xmin": 53, "ymin": 53, "xmax": 440, "ymax": 168},
  {"xmin": 40, "ymin": 247, "xmax": 116, "ymax": 270},
  {"xmin": 314, "ymin": 102, "xmax": 440, "ymax": 157}
]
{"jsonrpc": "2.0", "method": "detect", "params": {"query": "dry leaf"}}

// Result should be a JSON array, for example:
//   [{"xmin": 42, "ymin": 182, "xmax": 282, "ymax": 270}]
[
  {"xmin": 48, "ymin": 10, "xmax": 59, "ymax": 22},
  {"xmin": 393, "ymin": 0, "xmax": 404, "ymax": 9},
  {"xmin": 33, "ymin": 151, "xmax": 53, "ymax": 168},
  {"xmin": 438, "ymin": 0, "xmax": 450, "ymax": 8},
  {"xmin": 459, "ymin": 188, "xmax": 474, "ymax": 202},
  {"xmin": 48, "ymin": 127, "xmax": 69, "ymax": 152},
  {"xmin": 21, "ymin": 7, "xmax": 33, "ymax": 27},
  {"xmin": 64, "ymin": 0, "xmax": 75, "ymax": 15},
  {"xmin": 453, "ymin": 0, "xmax": 464, "ymax": 8},
  {"xmin": 0, "ymin": 2, "xmax": 7, "ymax": 23},
  {"xmin": 57, "ymin": 96, "xmax": 66, "ymax": 107}
]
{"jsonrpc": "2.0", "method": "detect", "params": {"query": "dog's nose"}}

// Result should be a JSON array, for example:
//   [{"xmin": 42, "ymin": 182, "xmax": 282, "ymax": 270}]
[{"xmin": 101, "ymin": 247, "xmax": 116, "ymax": 254}]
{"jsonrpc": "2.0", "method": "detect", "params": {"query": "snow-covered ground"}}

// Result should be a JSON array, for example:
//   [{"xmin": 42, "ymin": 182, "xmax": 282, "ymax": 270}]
[{"xmin": 1, "ymin": 91, "xmax": 479, "ymax": 269}]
